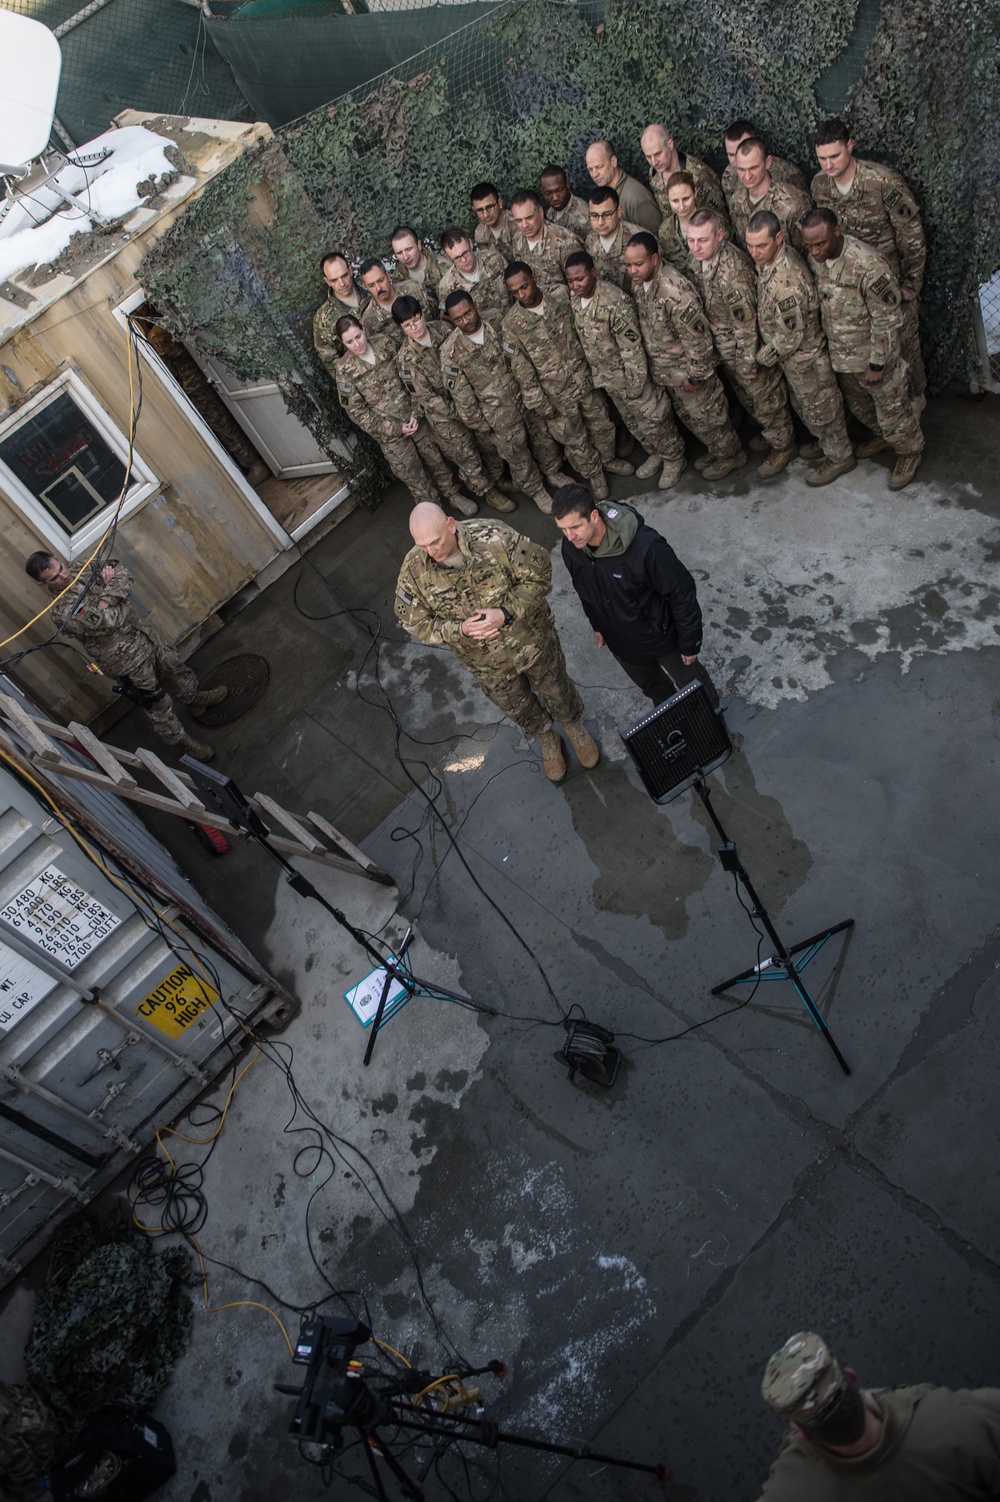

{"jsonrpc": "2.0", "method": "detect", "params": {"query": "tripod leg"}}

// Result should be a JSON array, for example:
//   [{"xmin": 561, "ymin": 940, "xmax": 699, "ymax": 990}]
[
  {"xmin": 784, "ymin": 917, "xmax": 855, "ymax": 962},
  {"xmin": 363, "ymin": 967, "xmax": 396, "ymax": 1068}
]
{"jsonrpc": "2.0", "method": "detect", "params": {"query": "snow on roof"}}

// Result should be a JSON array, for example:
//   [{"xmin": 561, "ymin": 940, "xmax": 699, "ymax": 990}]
[{"xmin": 0, "ymin": 124, "xmax": 176, "ymax": 284}]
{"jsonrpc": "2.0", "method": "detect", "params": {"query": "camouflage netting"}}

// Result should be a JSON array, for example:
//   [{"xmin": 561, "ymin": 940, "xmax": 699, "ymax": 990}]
[
  {"xmin": 140, "ymin": 0, "xmax": 1000, "ymax": 504},
  {"xmin": 24, "ymin": 1215, "xmax": 194, "ymax": 1429}
]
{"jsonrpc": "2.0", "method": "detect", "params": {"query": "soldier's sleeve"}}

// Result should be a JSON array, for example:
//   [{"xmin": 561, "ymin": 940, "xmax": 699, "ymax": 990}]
[
  {"xmin": 672, "ymin": 287, "xmax": 718, "ymax": 380},
  {"xmin": 861, "ymin": 261, "xmax": 904, "ymax": 367},
  {"xmin": 882, "ymin": 176, "xmax": 926, "ymax": 294},
  {"xmin": 611, "ymin": 296, "xmax": 650, "ymax": 397},
  {"xmin": 337, "ymin": 376, "xmax": 399, "ymax": 443},
  {"xmin": 100, "ymin": 562, "xmax": 134, "ymax": 601},
  {"xmin": 503, "ymin": 529, "xmax": 553, "ymax": 615},
  {"xmin": 729, "ymin": 261, "xmax": 761, "ymax": 361},
  {"xmin": 784, "ymin": 188, "xmax": 814, "ymax": 254},
  {"xmin": 442, "ymin": 357, "xmax": 485, "ymax": 430},
  {"xmin": 313, "ymin": 311, "xmax": 338, "ymax": 378},
  {"xmin": 759, "ymin": 287, "xmax": 808, "ymax": 362},
  {"xmin": 52, "ymin": 578, "xmax": 130, "ymax": 639},
  {"xmin": 394, "ymin": 562, "xmax": 463, "ymax": 649},
  {"xmin": 503, "ymin": 323, "xmax": 546, "ymax": 412}
]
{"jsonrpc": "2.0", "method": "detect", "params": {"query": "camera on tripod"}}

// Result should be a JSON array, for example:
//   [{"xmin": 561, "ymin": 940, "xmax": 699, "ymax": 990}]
[{"xmin": 276, "ymin": 1315, "xmax": 376, "ymax": 1447}]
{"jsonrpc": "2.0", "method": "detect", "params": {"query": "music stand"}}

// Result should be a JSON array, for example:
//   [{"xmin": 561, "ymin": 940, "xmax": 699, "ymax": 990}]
[{"xmin": 621, "ymin": 682, "xmax": 853, "ymax": 1075}]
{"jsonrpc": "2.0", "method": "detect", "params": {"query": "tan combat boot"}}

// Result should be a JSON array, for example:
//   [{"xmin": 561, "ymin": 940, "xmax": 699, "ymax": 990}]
[
  {"xmin": 190, "ymin": 685, "xmax": 228, "ymax": 715},
  {"xmin": 603, "ymin": 457, "xmax": 635, "ymax": 476},
  {"xmin": 563, "ymin": 721, "xmax": 600, "ymax": 768},
  {"xmin": 757, "ymin": 444, "xmax": 798, "ymax": 478},
  {"xmin": 888, "ymin": 453, "xmax": 923, "ymax": 490},
  {"xmin": 449, "ymin": 492, "xmax": 479, "ymax": 516},
  {"xmin": 530, "ymin": 487, "xmax": 554, "ymax": 514},
  {"xmin": 179, "ymin": 733, "xmax": 214, "ymax": 762},
  {"xmin": 856, "ymin": 435, "xmax": 892, "ymax": 459},
  {"xmin": 590, "ymin": 469, "xmax": 610, "ymax": 500},
  {"xmin": 484, "ymin": 487, "xmax": 517, "ymax": 513},
  {"xmin": 659, "ymin": 456, "xmax": 687, "ymax": 489},
  {"xmin": 537, "ymin": 728, "xmax": 567, "ymax": 782},
  {"xmin": 701, "ymin": 449, "xmax": 748, "ymax": 481},
  {"xmin": 798, "ymin": 440, "xmax": 824, "ymax": 460},
  {"xmin": 634, "ymin": 453, "xmax": 661, "ymax": 480},
  {"xmin": 805, "ymin": 456, "xmax": 857, "ymax": 487}
]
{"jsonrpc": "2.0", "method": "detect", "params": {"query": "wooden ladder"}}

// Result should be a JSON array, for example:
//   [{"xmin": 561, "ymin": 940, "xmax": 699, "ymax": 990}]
[{"xmin": 0, "ymin": 692, "xmax": 393, "ymax": 888}]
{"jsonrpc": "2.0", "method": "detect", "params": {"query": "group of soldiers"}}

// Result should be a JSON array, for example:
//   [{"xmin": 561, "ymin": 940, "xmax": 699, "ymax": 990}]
[{"xmin": 313, "ymin": 116, "xmax": 928, "ymax": 513}]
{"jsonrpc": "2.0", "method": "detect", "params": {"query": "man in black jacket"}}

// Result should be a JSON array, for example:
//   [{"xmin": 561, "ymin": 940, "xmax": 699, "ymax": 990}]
[{"xmin": 552, "ymin": 484, "xmax": 719, "ymax": 708}]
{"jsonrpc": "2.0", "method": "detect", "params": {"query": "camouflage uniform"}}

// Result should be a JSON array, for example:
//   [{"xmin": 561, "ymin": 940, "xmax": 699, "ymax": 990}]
[
  {"xmin": 657, "ymin": 209, "xmax": 731, "ymax": 278},
  {"xmin": 728, "ymin": 178, "xmax": 813, "ymax": 253},
  {"xmin": 811, "ymin": 158, "xmax": 926, "ymax": 395},
  {"xmin": 396, "ymin": 321, "xmax": 498, "ymax": 498},
  {"xmin": 632, "ymin": 261, "xmax": 742, "ymax": 461},
  {"xmin": 502, "ymin": 284, "xmax": 616, "ymax": 483},
  {"xmin": 722, "ymin": 153, "xmax": 807, "ymax": 206},
  {"xmin": 312, "ymin": 283, "xmax": 370, "ymax": 370},
  {"xmin": 697, "ymin": 241, "xmax": 795, "ymax": 451},
  {"xmin": 650, "ymin": 152, "xmax": 726, "ymax": 221},
  {"xmin": 437, "ymin": 244, "xmax": 511, "ymax": 322},
  {"xmin": 474, "ymin": 208, "xmax": 516, "ymax": 255},
  {"xmin": 392, "ymin": 253, "xmax": 446, "ymax": 319},
  {"xmin": 569, "ymin": 279, "xmax": 684, "ymax": 463},
  {"xmin": 336, "ymin": 333, "xmax": 464, "ymax": 505},
  {"xmin": 546, "ymin": 194, "xmax": 591, "ymax": 241},
  {"xmin": 395, "ymin": 521, "xmax": 584, "ymax": 735},
  {"xmin": 754, "ymin": 243, "xmax": 852, "ymax": 463},
  {"xmin": 808, "ymin": 234, "xmax": 923, "ymax": 455},
  {"xmin": 361, "ymin": 277, "xmax": 426, "ymax": 350},
  {"xmin": 440, "ymin": 312, "xmax": 559, "ymax": 497},
  {"xmin": 49, "ymin": 562, "xmax": 202, "ymax": 745},
  {"xmin": 0, "ymin": 1382, "xmax": 57, "ymax": 1502},
  {"xmin": 585, "ymin": 217, "xmax": 645, "ymax": 292},
  {"xmin": 510, "ymin": 220, "xmax": 584, "ymax": 295},
  {"xmin": 609, "ymin": 171, "xmax": 662, "ymax": 236}
]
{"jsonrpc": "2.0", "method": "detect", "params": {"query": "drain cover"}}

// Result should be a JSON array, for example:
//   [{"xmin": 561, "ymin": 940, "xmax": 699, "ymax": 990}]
[{"xmin": 193, "ymin": 654, "xmax": 270, "ymax": 725}]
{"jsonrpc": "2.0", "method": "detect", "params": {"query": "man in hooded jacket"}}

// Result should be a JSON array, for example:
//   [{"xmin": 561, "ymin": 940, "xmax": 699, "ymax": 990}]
[{"xmin": 552, "ymin": 484, "xmax": 719, "ymax": 709}]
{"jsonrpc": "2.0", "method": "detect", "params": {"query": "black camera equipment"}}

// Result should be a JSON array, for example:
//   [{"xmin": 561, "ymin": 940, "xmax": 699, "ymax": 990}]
[
  {"xmin": 622, "ymin": 680, "xmax": 854, "ymax": 1074},
  {"xmin": 275, "ymin": 1315, "xmax": 668, "ymax": 1499}
]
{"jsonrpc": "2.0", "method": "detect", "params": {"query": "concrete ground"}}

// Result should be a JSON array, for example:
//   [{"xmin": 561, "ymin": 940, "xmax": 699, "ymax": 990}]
[{"xmin": 7, "ymin": 389, "xmax": 1000, "ymax": 1501}]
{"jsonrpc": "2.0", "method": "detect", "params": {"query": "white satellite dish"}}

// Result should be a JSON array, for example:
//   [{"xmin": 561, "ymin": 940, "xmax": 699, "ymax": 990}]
[{"xmin": 0, "ymin": 12, "xmax": 62, "ymax": 176}]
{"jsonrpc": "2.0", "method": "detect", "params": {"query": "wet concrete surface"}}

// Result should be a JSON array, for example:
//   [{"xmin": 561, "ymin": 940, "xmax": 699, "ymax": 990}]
[{"xmin": 11, "ymin": 390, "xmax": 1000, "ymax": 1501}]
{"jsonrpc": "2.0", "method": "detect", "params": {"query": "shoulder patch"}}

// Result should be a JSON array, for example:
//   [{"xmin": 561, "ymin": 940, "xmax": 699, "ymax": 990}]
[
  {"xmin": 336, "ymin": 379, "xmax": 353, "ymax": 395},
  {"xmin": 724, "ymin": 287, "xmax": 746, "ymax": 305},
  {"xmin": 442, "ymin": 364, "xmax": 461, "ymax": 379},
  {"xmin": 502, "ymin": 340, "xmax": 517, "ymax": 356},
  {"xmin": 869, "ymin": 272, "xmax": 898, "ymax": 304},
  {"xmin": 778, "ymin": 295, "xmax": 797, "ymax": 311},
  {"xmin": 882, "ymin": 185, "xmax": 914, "ymax": 217}
]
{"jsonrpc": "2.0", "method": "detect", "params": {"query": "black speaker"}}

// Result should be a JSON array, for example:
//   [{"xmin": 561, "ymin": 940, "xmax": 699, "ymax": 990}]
[
  {"xmin": 50, "ymin": 1411, "xmax": 175, "ymax": 1501},
  {"xmin": 621, "ymin": 680, "xmax": 731, "ymax": 803}
]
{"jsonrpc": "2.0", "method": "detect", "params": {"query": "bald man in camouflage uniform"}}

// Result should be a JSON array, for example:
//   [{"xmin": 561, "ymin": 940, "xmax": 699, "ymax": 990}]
[
  {"xmin": 313, "ymin": 252, "xmax": 370, "ymax": 369},
  {"xmin": 623, "ymin": 232, "xmax": 745, "ymax": 479},
  {"xmin": 641, "ymin": 123, "xmax": 726, "ymax": 221},
  {"xmin": 28, "ymin": 554, "xmax": 222, "ymax": 758},
  {"xmin": 745, "ymin": 211, "xmax": 854, "ymax": 487},
  {"xmin": 396, "ymin": 505, "xmax": 598, "ymax": 781},
  {"xmin": 584, "ymin": 187, "xmax": 644, "ymax": 292},
  {"xmin": 440, "ymin": 291, "xmax": 562, "ymax": 512},
  {"xmin": 687, "ymin": 210, "xmax": 797, "ymax": 477},
  {"xmin": 565, "ymin": 251, "xmax": 686, "ymax": 489},
  {"xmin": 812, "ymin": 118, "xmax": 926, "ymax": 398},
  {"xmin": 802, "ymin": 208, "xmax": 923, "ymax": 488}
]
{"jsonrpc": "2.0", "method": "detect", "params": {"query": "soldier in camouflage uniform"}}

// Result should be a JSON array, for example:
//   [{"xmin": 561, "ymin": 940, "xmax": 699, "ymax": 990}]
[
  {"xmin": 801, "ymin": 208, "xmax": 923, "ymax": 488},
  {"xmin": 584, "ymin": 186, "xmax": 644, "ymax": 291},
  {"xmin": 26, "ymin": 554, "xmax": 225, "ymax": 758},
  {"xmin": 812, "ymin": 119, "xmax": 926, "ymax": 399},
  {"xmin": 585, "ymin": 139, "xmax": 662, "ymax": 236},
  {"xmin": 395, "ymin": 504, "xmax": 599, "ymax": 781},
  {"xmin": 360, "ymin": 259, "xmax": 425, "ymax": 350},
  {"xmin": 510, "ymin": 190, "xmax": 583, "ymax": 295},
  {"xmin": 722, "ymin": 120, "xmax": 808, "ymax": 207},
  {"xmin": 641, "ymin": 123, "xmax": 726, "ymax": 222},
  {"xmin": 335, "ymin": 316, "xmax": 475, "ymax": 513},
  {"xmin": 686, "ymin": 210, "xmax": 798, "ymax": 477},
  {"xmin": 540, "ymin": 164, "xmax": 591, "ymax": 241},
  {"xmin": 623, "ymin": 232, "xmax": 745, "ymax": 479},
  {"xmin": 471, "ymin": 181, "xmax": 516, "ymax": 255},
  {"xmin": 439, "ymin": 290, "xmax": 563, "ymax": 513},
  {"xmin": 565, "ymin": 251, "xmax": 687, "ymax": 490},
  {"xmin": 745, "ymin": 211, "xmax": 855, "ymax": 487},
  {"xmin": 438, "ymin": 229, "xmax": 511, "ymax": 322},
  {"xmin": 313, "ymin": 251, "xmax": 370, "ymax": 369},
  {"xmin": 390, "ymin": 225, "xmax": 446, "ymax": 318},
  {"xmin": 0, "ymin": 1381, "xmax": 56, "ymax": 1501},
  {"xmin": 391, "ymin": 294, "xmax": 513, "ymax": 516},
  {"xmin": 657, "ymin": 171, "xmax": 732, "ymax": 278},
  {"xmin": 729, "ymin": 139, "xmax": 813, "ymax": 253},
  {"xmin": 502, "ymin": 262, "xmax": 632, "ymax": 501}
]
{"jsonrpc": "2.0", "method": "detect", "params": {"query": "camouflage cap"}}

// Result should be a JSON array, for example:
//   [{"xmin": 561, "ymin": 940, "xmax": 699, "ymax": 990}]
[{"xmin": 761, "ymin": 1332, "xmax": 848, "ymax": 1424}]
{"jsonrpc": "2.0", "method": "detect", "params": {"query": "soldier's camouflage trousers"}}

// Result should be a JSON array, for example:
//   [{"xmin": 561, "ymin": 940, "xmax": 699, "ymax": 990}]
[
  {"xmin": 115, "ymin": 628, "xmax": 200, "ymax": 745},
  {"xmin": 424, "ymin": 415, "xmax": 496, "ymax": 497},
  {"xmin": 663, "ymin": 371, "xmax": 742, "ymax": 460},
  {"xmin": 479, "ymin": 416, "xmax": 547, "ymax": 497},
  {"xmin": 900, "ymin": 299, "xmax": 926, "ymax": 401},
  {"xmin": 471, "ymin": 630, "xmax": 584, "ymax": 736},
  {"xmin": 610, "ymin": 380, "xmax": 684, "ymax": 462},
  {"xmin": 523, "ymin": 408, "xmax": 566, "ymax": 479},
  {"xmin": 837, "ymin": 361, "xmax": 924, "ymax": 455},
  {"xmin": 722, "ymin": 357, "xmax": 795, "ymax": 452},
  {"xmin": 379, "ymin": 427, "xmax": 451, "ymax": 506},
  {"xmin": 540, "ymin": 388, "xmax": 617, "ymax": 480},
  {"xmin": 780, "ymin": 347, "xmax": 853, "ymax": 464}
]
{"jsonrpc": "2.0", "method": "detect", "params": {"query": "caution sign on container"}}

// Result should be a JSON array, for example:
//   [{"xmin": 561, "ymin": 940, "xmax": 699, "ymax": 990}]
[{"xmin": 135, "ymin": 965, "xmax": 219, "ymax": 1038}]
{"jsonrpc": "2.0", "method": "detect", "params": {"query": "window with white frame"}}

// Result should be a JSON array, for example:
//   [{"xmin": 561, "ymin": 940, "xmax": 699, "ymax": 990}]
[{"xmin": 0, "ymin": 371, "xmax": 157, "ymax": 557}]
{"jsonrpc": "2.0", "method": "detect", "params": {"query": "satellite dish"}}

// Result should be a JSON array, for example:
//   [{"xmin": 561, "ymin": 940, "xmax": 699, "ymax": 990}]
[{"xmin": 0, "ymin": 12, "xmax": 62, "ymax": 176}]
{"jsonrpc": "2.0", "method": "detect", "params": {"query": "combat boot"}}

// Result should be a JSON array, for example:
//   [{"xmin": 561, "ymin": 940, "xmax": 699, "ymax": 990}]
[
  {"xmin": 563, "ymin": 721, "xmax": 600, "ymax": 768},
  {"xmin": 449, "ymin": 492, "xmax": 479, "ymax": 516},
  {"xmin": 590, "ymin": 470, "xmax": 610, "ymax": 500},
  {"xmin": 190, "ymin": 685, "xmax": 228, "ymax": 715},
  {"xmin": 537, "ymin": 728, "xmax": 567, "ymax": 782},
  {"xmin": 529, "ymin": 487, "xmax": 554, "ymax": 515},
  {"xmin": 544, "ymin": 469, "xmax": 570, "ymax": 491},
  {"xmin": 659, "ymin": 456, "xmax": 687, "ymax": 490},
  {"xmin": 855, "ymin": 435, "xmax": 892, "ymax": 459},
  {"xmin": 178, "ymin": 733, "xmax": 214, "ymax": 762},
  {"xmin": 484, "ymin": 487, "xmax": 517, "ymax": 513},
  {"xmin": 888, "ymin": 453, "xmax": 923, "ymax": 490},
  {"xmin": 603, "ymin": 457, "xmax": 635, "ymax": 476},
  {"xmin": 693, "ymin": 452, "xmax": 711, "ymax": 472},
  {"xmin": 634, "ymin": 454, "xmax": 662, "ymax": 480},
  {"xmin": 757, "ymin": 444, "xmax": 798, "ymax": 479},
  {"xmin": 805, "ymin": 456, "xmax": 857, "ymax": 487},
  {"xmin": 747, "ymin": 433, "xmax": 769, "ymax": 454},
  {"xmin": 798, "ymin": 440, "xmax": 823, "ymax": 461},
  {"xmin": 701, "ymin": 449, "xmax": 748, "ymax": 481}
]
